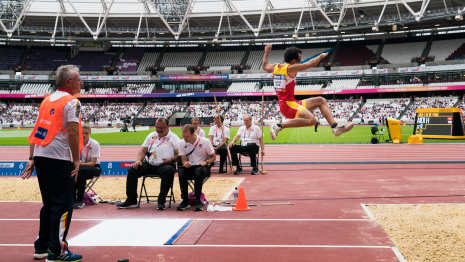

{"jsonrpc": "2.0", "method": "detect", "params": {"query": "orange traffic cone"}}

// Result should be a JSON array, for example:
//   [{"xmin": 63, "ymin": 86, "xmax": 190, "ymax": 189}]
[{"xmin": 233, "ymin": 187, "xmax": 251, "ymax": 211}]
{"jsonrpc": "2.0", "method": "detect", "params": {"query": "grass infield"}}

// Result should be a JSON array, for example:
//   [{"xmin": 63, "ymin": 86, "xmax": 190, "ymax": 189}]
[{"xmin": 1, "ymin": 125, "xmax": 465, "ymax": 146}]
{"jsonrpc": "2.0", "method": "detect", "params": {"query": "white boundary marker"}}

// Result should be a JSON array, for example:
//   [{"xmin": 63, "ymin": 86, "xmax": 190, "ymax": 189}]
[
  {"xmin": 391, "ymin": 247, "xmax": 408, "ymax": 262},
  {"xmin": 0, "ymin": 243, "xmax": 392, "ymax": 248},
  {"xmin": 0, "ymin": 218, "xmax": 371, "ymax": 221},
  {"xmin": 360, "ymin": 204, "xmax": 376, "ymax": 220},
  {"xmin": 221, "ymin": 177, "xmax": 245, "ymax": 201}
]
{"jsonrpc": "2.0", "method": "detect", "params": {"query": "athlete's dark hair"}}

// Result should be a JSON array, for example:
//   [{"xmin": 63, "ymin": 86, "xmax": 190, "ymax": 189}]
[
  {"xmin": 284, "ymin": 47, "xmax": 302, "ymax": 63},
  {"xmin": 182, "ymin": 124, "xmax": 195, "ymax": 134}
]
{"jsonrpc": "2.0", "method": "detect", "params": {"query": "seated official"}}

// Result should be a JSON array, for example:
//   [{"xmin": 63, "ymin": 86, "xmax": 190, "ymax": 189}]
[
  {"xmin": 177, "ymin": 124, "xmax": 216, "ymax": 211},
  {"xmin": 191, "ymin": 117, "xmax": 205, "ymax": 138},
  {"xmin": 208, "ymin": 114, "xmax": 230, "ymax": 173},
  {"xmin": 74, "ymin": 123, "xmax": 101, "ymax": 209},
  {"xmin": 228, "ymin": 115, "xmax": 265, "ymax": 175},
  {"xmin": 117, "ymin": 117, "xmax": 180, "ymax": 210}
]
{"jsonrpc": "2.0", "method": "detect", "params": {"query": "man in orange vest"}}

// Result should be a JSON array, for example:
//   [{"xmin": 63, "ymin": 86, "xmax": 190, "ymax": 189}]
[{"xmin": 21, "ymin": 65, "xmax": 84, "ymax": 262}]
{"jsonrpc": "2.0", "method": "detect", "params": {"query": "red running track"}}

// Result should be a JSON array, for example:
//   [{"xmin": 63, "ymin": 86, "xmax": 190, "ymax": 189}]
[
  {"xmin": 2, "ymin": 162, "xmax": 465, "ymax": 261},
  {"xmin": 1, "ymin": 143, "xmax": 465, "ymax": 162}
]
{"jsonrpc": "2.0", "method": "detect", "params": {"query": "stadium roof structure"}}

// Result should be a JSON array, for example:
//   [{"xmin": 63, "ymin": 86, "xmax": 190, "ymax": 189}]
[{"xmin": 0, "ymin": 0, "xmax": 463, "ymax": 43}]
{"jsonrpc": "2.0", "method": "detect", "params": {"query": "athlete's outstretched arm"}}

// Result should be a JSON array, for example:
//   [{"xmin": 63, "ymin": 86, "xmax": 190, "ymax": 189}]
[
  {"xmin": 289, "ymin": 53, "xmax": 328, "ymax": 74},
  {"xmin": 262, "ymin": 45, "xmax": 275, "ymax": 73}
]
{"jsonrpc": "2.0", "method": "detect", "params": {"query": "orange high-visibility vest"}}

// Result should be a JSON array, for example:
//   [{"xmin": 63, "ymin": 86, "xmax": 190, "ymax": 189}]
[{"xmin": 28, "ymin": 95, "xmax": 84, "ymax": 151}]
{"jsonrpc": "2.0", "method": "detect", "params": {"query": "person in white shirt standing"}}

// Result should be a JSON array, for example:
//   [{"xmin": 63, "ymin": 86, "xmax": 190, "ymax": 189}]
[
  {"xmin": 178, "ymin": 124, "xmax": 216, "ymax": 211},
  {"xmin": 191, "ymin": 117, "xmax": 205, "ymax": 137},
  {"xmin": 208, "ymin": 114, "xmax": 229, "ymax": 173},
  {"xmin": 21, "ymin": 65, "xmax": 83, "ymax": 262},
  {"xmin": 228, "ymin": 115, "xmax": 265, "ymax": 175},
  {"xmin": 117, "ymin": 117, "xmax": 180, "ymax": 210},
  {"xmin": 73, "ymin": 123, "xmax": 101, "ymax": 209}
]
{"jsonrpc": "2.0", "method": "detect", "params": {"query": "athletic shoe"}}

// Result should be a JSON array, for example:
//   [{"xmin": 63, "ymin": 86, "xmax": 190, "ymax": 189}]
[
  {"xmin": 233, "ymin": 167, "xmax": 243, "ymax": 175},
  {"xmin": 116, "ymin": 199, "xmax": 138, "ymax": 209},
  {"xmin": 46, "ymin": 251, "xmax": 82, "ymax": 262},
  {"xmin": 157, "ymin": 203, "xmax": 165, "ymax": 210},
  {"xmin": 73, "ymin": 199, "xmax": 85, "ymax": 209},
  {"xmin": 251, "ymin": 167, "xmax": 259, "ymax": 175},
  {"xmin": 194, "ymin": 199, "xmax": 203, "ymax": 211},
  {"xmin": 177, "ymin": 200, "xmax": 191, "ymax": 211},
  {"xmin": 34, "ymin": 249, "xmax": 49, "ymax": 259},
  {"xmin": 219, "ymin": 168, "xmax": 226, "ymax": 174},
  {"xmin": 332, "ymin": 122, "xmax": 355, "ymax": 137},
  {"xmin": 269, "ymin": 123, "xmax": 282, "ymax": 140}
]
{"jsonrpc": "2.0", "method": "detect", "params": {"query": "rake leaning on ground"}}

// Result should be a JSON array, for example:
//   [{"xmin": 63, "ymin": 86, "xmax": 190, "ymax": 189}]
[{"xmin": 260, "ymin": 89, "xmax": 267, "ymax": 175}]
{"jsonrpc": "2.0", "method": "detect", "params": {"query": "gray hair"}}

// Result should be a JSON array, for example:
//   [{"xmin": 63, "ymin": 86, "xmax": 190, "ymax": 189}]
[{"xmin": 56, "ymin": 65, "xmax": 80, "ymax": 88}]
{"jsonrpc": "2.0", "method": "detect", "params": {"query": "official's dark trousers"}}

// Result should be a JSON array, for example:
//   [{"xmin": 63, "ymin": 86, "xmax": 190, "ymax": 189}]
[
  {"xmin": 315, "ymin": 122, "xmax": 319, "ymax": 132},
  {"xmin": 74, "ymin": 165, "xmax": 101, "ymax": 200},
  {"xmin": 216, "ymin": 146, "xmax": 228, "ymax": 169},
  {"xmin": 178, "ymin": 166, "xmax": 209, "ymax": 201},
  {"xmin": 126, "ymin": 162, "xmax": 175, "ymax": 204},
  {"xmin": 230, "ymin": 143, "xmax": 259, "ymax": 168},
  {"xmin": 34, "ymin": 156, "xmax": 74, "ymax": 256}
]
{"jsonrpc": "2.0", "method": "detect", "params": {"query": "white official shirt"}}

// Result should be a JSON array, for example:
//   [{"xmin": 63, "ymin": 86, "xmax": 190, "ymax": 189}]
[
  {"xmin": 142, "ymin": 130, "xmax": 180, "ymax": 166},
  {"xmin": 236, "ymin": 125, "xmax": 262, "ymax": 146},
  {"xmin": 80, "ymin": 138, "xmax": 100, "ymax": 165},
  {"xmin": 208, "ymin": 125, "xmax": 230, "ymax": 147},
  {"xmin": 178, "ymin": 136, "xmax": 214, "ymax": 166},
  {"xmin": 34, "ymin": 91, "xmax": 81, "ymax": 161},
  {"xmin": 194, "ymin": 127, "xmax": 206, "ymax": 138}
]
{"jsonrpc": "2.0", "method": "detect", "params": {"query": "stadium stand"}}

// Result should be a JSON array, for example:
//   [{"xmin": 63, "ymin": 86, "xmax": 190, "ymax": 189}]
[
  {"xmin": 313, "ymin": 100, "xmax": 361, "ymax": 121},
  {"xmin": 123, "ymin": 84, "xmax": 154, "ymax": 94},
  {"xmin": 295, "ymin": 84, "xmax": 323, "ymax": 91},
  {"xmin": 332, "ymin": 45, "xmax": 376, "ymax": 66},
  {"xmin": 429, "ymin": 78, "xmax": 465, "ymax": 86},
  {"xmin": 92, "ymin": 53, "xmax": 114, "ymax": 67},
  {"xmin": 325, "ymin": 79, "xmax": 360, "ymax": 90},
  {"xmin": 117, "ymin": 47, "xmax": 145, "ymax": 72},
  {"xmin": 379, "ymin": 41, "xmax": 427, "ymax": 64},
  {"xmin": 71, "ymin": 53, "xmax": 102, "ymax": 72},
  {"xmin": 225, "ymin": 101, "xmax": 272, "ymax": 122},
  {"xmin": 247, "ymin": 49, "xmax": 265, "ymax": 70},
  {"xmin": 354, "ymin": 99, "xmax": 410, "ymax": 122},
  {"xmin": 248, "ymin": 47, "xmax": 332, "ymax": 70},
  {"xmin": 227, "ymin": 82, "xmax": 259, "ymax": 92},
  {"xmin": 161, "ymin": 48, "xmax": 203, "ymax": 68},
  {"xmin": 2, "ymin": 103, "xmax": 40, "ymax": 124},
  {"xmin": 138, "ymin": 102, "xmax": 186, "ymax": 118},
  {"xmin": 88, "ymin": 87, "xmax": 119, "ymax": 94},
  {"xmin": 0, "ymin": 47, "xmax": 25, "ymax": 70},
  {"xmin": 151, "ymin": 88, "xmax": 171, "ymax": 93},
  {"xmin": 188, "ymin": 102, "xmax": 229, "ymax": 118},
  {"xmin": 14, "ymin": 83, "xmax": 53, "ymax": 94},
  {"xmin": 25, "ymin": 47, "xmax": 68, "ymax": 71},
  {"xmin": 403, "ymin": 96, "xmax": 459, "ymax": 120},
  {"xmin": 261, "ymin": 85, "xmax": 275, "ymax": 92},
  {"xmin": 380, "ymin": 79, "xmax": 423, "ymax": 88},
  {"xmin": 429, "ymin": 38, "xmax": 465, "ymax": 61},
  {"xmin": 357, "ymin": 82, "xmax": 376, "ymax": 89},
  {"xmin": 446, "ymin": 41, "xmax": 465, "ymax": 60},
  {"xmin": 204, "ymin": 51, "xmax": 245, "ymax": 67},
  {"xmin": 81, "ymin": 103, "xmax": 99, "ymax": 123},
  {"xmin": 138, "ymin": 52, "xmax": 160, "ymax": 72},
  {"xmin": 94, "ymin": 102, "xmax": 143, "ymax": 124}
]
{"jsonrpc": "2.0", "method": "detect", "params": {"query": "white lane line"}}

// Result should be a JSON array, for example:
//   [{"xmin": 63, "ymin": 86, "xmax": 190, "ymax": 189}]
[
  {"xmin": 391, "ymin": 247, "xmax": 408, "ymax": 262},
  {"xmin": 0, "ymin": 244, "xmax": 392, "ymax": 248},
  {"xmin": 222, "ymin": 177, "xmax": 245, "ymax": 201},
  {"xmin": 0, "ymin": 244, "xmax": 34, "ymax": 246},
  {"xmin": 360, "ymin": 204, "xmax": 376, "ymax": 220},
  {"xmin": 0, "ymin": 218, "xmax": 371, "ymax": 221}
]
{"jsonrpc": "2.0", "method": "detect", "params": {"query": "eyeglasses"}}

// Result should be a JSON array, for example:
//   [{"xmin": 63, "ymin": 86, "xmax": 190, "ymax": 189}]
[{"xmin": 68, "ymin": 78, "xmax": 83, "ymax": 83}]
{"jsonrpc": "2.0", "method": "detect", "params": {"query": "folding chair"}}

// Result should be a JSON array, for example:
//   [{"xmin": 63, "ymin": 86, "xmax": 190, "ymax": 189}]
[
  {"xmin": 371, "ymin": 126, "xmax": 385, "ymax": 143},
  {"xmin": 138, "ymin": 174, "xmax": 175, "ymax": 208},
  {"xmin": 84, "ymin": 175, "xmax": 104, "ymax": 205},
  {"xmin": 238, "ymin": 151, "xmax": 259, "ymax": 171},
  {"xmin": 187, "ymin": 173, "xmax": 211, "ymax": 206}
]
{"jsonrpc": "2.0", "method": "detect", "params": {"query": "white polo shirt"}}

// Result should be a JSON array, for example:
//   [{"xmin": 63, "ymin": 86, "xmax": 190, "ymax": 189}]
[
  {"xmin": 194, "ymin": 127, "xmax": 206, "ymax": 138},
  {"xmin": 208, "ymin": 124, "xmax": 230, "ymax": 147},
  {"xmin": 33, "ymin": 91, "xmax": 81, "ymax": 161},
  {"xmin": 179, "ymin": 136, "xmax": 214, "ymax": 166},
  {"xmin": 80, "ymin": 138, "xmax": 100, "ymax": 164},
  {"xmin": 142, "ymin": 130, "xmax": 180, "ymax": 166},
  {"xmin": 237, "ymin": 125, "xmax": 262, "ymax": 146}
]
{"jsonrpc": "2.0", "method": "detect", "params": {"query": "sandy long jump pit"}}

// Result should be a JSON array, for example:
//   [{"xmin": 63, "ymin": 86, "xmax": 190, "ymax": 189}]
[{"xmin": 367, "ymin": 204, "xmax": 465, "ymax": 262}]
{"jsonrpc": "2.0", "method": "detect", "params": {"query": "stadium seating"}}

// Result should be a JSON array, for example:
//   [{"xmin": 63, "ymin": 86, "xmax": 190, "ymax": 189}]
[
  {"xmin": 403, "ymin": 96, "xmax": 458, "ymax": 120},
  {"xmin": 204, "ymin": 51, "xmax": 245, "ymax": 67},
  {"xmin": 313, "ymin": 100, "xmax": 361, "ymax": 121},
  {"xmin": 88, "ymin": 87, "xmax": 120, "ymax": 94},
  {"xmin": 380, "ymin": 79, "xmax": 423, "ymax": 88},
  {"xmin": 161, "ymin": 52, "xmax": 202, "ymax": 67},
  {"xmin": 354, "ymin": 99, "xmax": 410, "ymax": 122},
  {"xmin": 92, "ymin": 53, "xmax": 114, "ymax": 66},
  {"xmin": 261, "ymin": 86, "xmax": 276, "ymax": 93},
  {"xmin": 429, "ymin": 39, "xmax": 465, "ymax": 61},
  {"xmin": 429, "ymin": 79, "xmax": 465, "ymax": 86},
  {"xmin": 123, "ymin": 84, "xmax": 154, "ymax": 94},
  {"xmin": 14, "ymin": 83, "xmax": 53, "ymax": 94},
  {"xmin": 152, "ymin": 88, "xmax": 171, "ymax": 93},
  {"xmin": 227, "ymin": 82, "xmax": 259, "ymax": 92},
  {"xmin": 81, "ymin": 103, "xmax": 99, "ymax": 123},
  {"xmin": 446, "ymin": 41, "xmax": 465, "ymax": 60},
  {"xmin": 138, "ymin": 52, "xmax": 160, "ymax": 72},
  {"xmin": 357, "ymin": 82, "xmax": 376, "ymax": 89},
  {"xmin": 94, "ymin": 102, "xmax": 143, "ymax": 124},
  {"xmin": 380, "ymin": 42, "xmax": 427, "ymax": 64},
  {"xmin": 295, "ymin": 84, "xmax": 323, "ymax": 91},
  {"xmin": 332, "ymin": 46, "xmax": 376, "ymax": 66},
  {"xmin": 26, "ymin": 48, "xmax": 68, "ymax": 71},
  {"xmin": 209, "ymin": 88, "xmax": 228, "ymax": 93},
  {"xmin": 188, "ymin": 102, "xmax": 229, "ymax": 118},
  {"xmin": 0, "ymin": 47, "xmax": 25, "ymax": 70},
  {"xmin": 325, "ymin": 79, "xmax": 360, "ymax": 90},
  {"xmin": 1, "ymin": 103, "xmax": 40, "ymax": 124},
  {"xmin": 138, "ymin": 103, "xmax": 186, "ymax": 118},
  {"xmin": 225, "ymin": 101, "xmax": 272, "ymax": 122}
]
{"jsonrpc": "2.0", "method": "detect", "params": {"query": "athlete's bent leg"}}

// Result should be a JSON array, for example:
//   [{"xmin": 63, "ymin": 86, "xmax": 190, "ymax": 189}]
[
  {"xmin": 280, "ymin": 109, "xmax": 316, "ymax": 128},
  {"xmin": 303, "ymin": 97, "xmax": 336, "ymax": 127}
]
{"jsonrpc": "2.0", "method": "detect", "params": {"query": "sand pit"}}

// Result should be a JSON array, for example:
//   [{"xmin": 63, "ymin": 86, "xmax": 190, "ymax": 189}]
[
  {"xmin": 368, "ymin": 204, "xmax": 465, "ymax": 262},
  {"xmin": 0, "ymin": 177, "xmax": 243, "ymax": 202}
]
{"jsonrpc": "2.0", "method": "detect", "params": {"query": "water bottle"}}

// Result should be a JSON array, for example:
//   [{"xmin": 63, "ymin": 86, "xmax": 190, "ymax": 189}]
[{"xmin": 233, "ymin": 187, "xmax": 238, "ymax": 204}]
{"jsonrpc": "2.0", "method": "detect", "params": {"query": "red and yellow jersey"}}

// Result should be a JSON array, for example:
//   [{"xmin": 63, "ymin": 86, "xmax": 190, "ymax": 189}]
[{"xmin": 272, "ymin": 63, "xmax": 296, "ymax": 101}]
